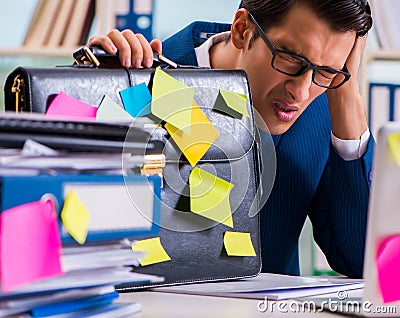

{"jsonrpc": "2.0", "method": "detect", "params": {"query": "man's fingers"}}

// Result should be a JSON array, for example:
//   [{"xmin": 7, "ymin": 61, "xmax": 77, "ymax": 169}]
[
  {"xmin": 87, "ymin": 35, "xmax": 117, "ymax": 54},
  {"xmin": 122, "ymin": 29, "xmax": 148, "ymax": 68},
  {"xmin": 346, "ymin": 36, "xmax": 367, "ymax": 76},
  {"xmin": 150, "ymin": 39, "xmax": 162, "ymax": 55},
  {"xmin": 136, "ymin": 33, "xmax": 155, "ymax": 68},
  {"xmin": 87, "ymin": 29, "xmax": 162, "ymax": 68}
]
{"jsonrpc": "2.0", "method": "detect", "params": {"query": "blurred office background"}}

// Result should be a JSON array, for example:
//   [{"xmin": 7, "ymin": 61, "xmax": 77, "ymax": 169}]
[{"xmin": 0, "ymin": 0, "xmax": 239, "ymax": 47}]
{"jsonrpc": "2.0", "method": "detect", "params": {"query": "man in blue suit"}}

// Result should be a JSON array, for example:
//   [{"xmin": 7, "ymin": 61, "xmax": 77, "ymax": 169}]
[{"xmin": 90, "ymin": 0, "xmax": 373, "ymax": 278}]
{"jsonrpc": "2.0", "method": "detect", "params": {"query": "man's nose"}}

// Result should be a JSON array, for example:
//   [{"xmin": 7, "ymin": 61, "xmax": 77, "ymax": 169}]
[{"xmin": 284, "ymin": 70, "xmax": 313, "ymax": 102}]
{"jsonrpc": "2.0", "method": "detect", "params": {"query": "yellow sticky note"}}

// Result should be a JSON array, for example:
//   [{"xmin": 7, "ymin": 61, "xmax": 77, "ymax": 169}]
[
  {"xmin": 61, "ymin": 191, "xmax": 90, "ymax": 245},
  {"xmin": 165, "ymin": 100, "xmax": 220, "ymax": 167},
  {"xmin": 189, "ymin": 167, "xmax": 234, "ymax": 227},
  {"xmin": 96, "ymin": 95, "xmax": 133, "ymax": 121},
  {"xmin": 151, "ymin": 68, "xmax": 194, "ymax": 133},
  {"xmin": 220, "ymin": 88, "xmax": 249, "ymax": 117},
  {"xmin": 388, "ymin": 132, "xmax": 400, "ymax": 166},
  {"xmin": 224, "ymin": 231, "xmax": 256, "ymax": 256},
  {"xmin": 131, "ymin": 237, "xmax": 171, "ymax": 266}
]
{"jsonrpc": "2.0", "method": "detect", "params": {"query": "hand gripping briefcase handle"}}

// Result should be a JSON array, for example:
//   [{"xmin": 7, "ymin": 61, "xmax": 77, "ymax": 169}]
[
  {"xmin": 73, "ymin": 45, "xmax": 179, "ymax": 69},
  {"xmin": 5, "ymin": 46, "xmax": 204, "ymax": 113}
]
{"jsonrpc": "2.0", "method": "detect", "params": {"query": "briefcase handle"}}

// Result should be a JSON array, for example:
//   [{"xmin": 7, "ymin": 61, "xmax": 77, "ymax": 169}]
[
  {"xmin": 73, "ymin": 45, "xmax": 207, "ymax": 69},
  {"xmin": 73, "ymin": 45, "xmax": 178, "ymax": 69}
]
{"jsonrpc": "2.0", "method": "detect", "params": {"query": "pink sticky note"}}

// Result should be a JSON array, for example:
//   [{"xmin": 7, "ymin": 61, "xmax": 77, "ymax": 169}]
[
  {"xmin": 0, "ymin": 199, "xmax": 63, "ymax": 292},
  {"xmin": 376, "ymin": 234, "xmax": 400, "ymax": 303},
  {"xmin": 45, "ymin": 92, "xmax": 97, "ymax": 119}
]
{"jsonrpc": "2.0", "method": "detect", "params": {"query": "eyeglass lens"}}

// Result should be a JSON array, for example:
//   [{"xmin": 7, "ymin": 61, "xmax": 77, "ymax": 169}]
[{"xmin": 273, "ymin": 52, "xmax": 347, "ymax": 88}]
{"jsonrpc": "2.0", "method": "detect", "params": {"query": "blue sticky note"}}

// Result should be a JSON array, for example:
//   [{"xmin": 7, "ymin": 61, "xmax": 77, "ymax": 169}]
[{"xmin": 120, "ymin": 83, "xmax": 152, "ymax": 117}]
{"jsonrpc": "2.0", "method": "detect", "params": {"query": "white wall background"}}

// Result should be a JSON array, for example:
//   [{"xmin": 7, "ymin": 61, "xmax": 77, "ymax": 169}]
[{"xmin": 0, "ymin": 0, "xmax": 38, "ymax": 47}]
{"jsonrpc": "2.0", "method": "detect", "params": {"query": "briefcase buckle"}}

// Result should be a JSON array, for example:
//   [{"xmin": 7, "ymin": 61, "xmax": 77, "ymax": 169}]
[
  {"xmin": 141, "ymin": 154, "xmax": 165, "ymax": 179},
  {"xmin": 11, "ymin": 74, "xmax": 25, "ymax": 113},
  {"xmin": 73, "ymin": 46, "xmax": 100, "ymax": 67}
]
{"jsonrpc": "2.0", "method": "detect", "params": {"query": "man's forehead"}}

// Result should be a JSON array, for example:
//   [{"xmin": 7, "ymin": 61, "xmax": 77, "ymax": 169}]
[{"xmin": 265, "ymin": 5, "xmax": 355, "ymax": 67}]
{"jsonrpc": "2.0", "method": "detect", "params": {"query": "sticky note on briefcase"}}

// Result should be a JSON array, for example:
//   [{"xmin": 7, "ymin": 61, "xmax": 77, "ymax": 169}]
[
  {"xmin": 120, "ymin": 82, "xmax": 152, "ymax": 117},
  {"xmin": 131, "ymin": 237, "xmax": 171, "ymax": 266},
  {"xmin": 189, "ymin": 167, "xmax": 234, "ymax": 228},
  {"xmin": 165, "ymin": 100, "xmax": 219, "ymax": 167},
  {"xmin": 213, "ymin": 88, "xmax": 249, "ymax": 119},
  {"xmin": 151, "ymin": 68, "xmax": 194, "ymax": 133},
  {"xmin": 46, "ymin": 92, "xmax": 98, "ymax": 119},
  {"xmin": 97, "ymin": 95, "xmax": 133, "ymax": 121},
  {"xmin": 224, "ymin": 231, "xmax": 256, "ymax": 257}
]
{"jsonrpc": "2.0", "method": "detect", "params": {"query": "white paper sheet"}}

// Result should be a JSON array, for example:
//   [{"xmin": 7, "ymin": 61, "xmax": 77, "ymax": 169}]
[{"xmin": 155, "ymin": 273, "xmax": 364, "ymax": 300}]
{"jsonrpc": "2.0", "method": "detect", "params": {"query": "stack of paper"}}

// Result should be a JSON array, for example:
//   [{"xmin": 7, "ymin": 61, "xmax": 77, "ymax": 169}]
[
  {"xmin": 0, "ymin": 259, "xmax": 163, "ymax": 317},
  {"xmin": 0, "ymin": 112, "xmax": 164, "ymax": 316},
  {"xmin": 0, "ymin": 285, "xmax": 139, "ymax": 317},
  {"xmin": 0, "ymin": 193, "xmax": 163, "ymax": 317}
]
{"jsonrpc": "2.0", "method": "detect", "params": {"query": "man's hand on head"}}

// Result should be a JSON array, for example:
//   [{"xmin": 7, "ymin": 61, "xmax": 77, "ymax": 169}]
[{"xmin": 327, "ymin": 36, "xmax": 368, "ymax": 141}]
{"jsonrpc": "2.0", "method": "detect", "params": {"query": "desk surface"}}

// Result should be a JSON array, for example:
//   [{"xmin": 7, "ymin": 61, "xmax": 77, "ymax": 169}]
[{"xmin": 119, "ymin": 291, "xmax": 341, "ymax": 318}]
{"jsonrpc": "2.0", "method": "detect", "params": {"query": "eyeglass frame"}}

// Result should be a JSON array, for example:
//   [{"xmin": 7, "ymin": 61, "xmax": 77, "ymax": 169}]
[{"xmin": 247, "ymin": 12, "xmax": 351, "ymax": 89}]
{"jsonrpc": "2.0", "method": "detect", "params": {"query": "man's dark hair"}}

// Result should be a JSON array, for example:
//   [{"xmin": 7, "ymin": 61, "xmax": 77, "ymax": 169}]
[{"xmin": 239, "ymin": 0, "xmax": 372, "ymax": 37}]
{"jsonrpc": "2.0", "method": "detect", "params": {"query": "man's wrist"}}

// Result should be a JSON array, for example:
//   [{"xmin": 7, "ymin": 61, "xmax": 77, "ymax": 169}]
[{"xmin": 331, "ymin": 128, "xmax": 370, "ymax": 160}]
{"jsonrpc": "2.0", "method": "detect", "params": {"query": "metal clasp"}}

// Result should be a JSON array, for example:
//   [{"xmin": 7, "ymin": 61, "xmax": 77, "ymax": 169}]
[
  {"xmin": 73, "ymin": 46, "xmax": 100, "ymax": 67},
  {"xmin": 11, "ymin": 74, "xmax": 25, "ymax": 112},
  {"xmin": 141, "ymin": 154, "xmax": 165, "ymax": 179}
]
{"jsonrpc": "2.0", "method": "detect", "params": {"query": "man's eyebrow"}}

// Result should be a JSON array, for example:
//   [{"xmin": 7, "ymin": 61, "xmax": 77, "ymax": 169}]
[
  {"xmin": 269, "ymin": 35, "xmax": 305, "ymax": 56},
  {"xmin": 276, "ymin": 43, "xmax": 308, "ymax": 59}
]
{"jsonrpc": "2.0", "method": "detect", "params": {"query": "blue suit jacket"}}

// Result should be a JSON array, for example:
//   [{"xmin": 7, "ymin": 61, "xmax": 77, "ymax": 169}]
[{"xmin": 162, "ymin": 22, "xmax": 374, "ymax": 278}]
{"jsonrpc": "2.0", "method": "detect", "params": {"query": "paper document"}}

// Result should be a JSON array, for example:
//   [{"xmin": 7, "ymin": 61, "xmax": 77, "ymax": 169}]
[
  {"xmin": 0, "ymin": 151, "xmax": 145, "ymax": 172},
  {"xmin": 0, "ymin": 286, "xmax": 115, "ymax": 318},
  {"xmin": 0, "ymin": 267, "xmax": 163, "ymax": 301},
  {"xmin": 155, "ymin": 273, "xmax": 364, "ymax": 300},
  {"xmin": 62, "ymin": 248, "xmax": 146, "ymax": 271}
]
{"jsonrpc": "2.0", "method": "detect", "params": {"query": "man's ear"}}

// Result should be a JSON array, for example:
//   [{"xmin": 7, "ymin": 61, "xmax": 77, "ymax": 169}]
[{"xmin": 231, "ymin": 9, "xmax": 254, "ymax": 50}]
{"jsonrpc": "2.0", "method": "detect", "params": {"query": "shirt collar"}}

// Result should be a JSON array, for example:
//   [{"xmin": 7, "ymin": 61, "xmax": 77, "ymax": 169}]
[{"xmin": 194, "ymin": 31, "xmax": 230, "ymax": 68}]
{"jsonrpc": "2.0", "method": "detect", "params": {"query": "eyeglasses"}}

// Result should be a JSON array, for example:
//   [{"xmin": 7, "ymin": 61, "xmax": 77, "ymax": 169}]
[{"xmin": 248, "ymin": 13, "xmax": 351, "ymax": 89}]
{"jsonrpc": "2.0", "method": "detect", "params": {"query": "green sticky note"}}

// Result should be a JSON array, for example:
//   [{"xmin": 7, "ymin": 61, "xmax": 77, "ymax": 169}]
[
  {"xmin": 96, "ymin": 95, "xmax": 133, "ymax": 121},
  {"xmin": 214, "ymin": 88, "xmax": 249, "ymax": 118},
  {"xmin": 224, "ymin": 231, "xmax": 256, "ymax": 256},
  {"xmin": 151, "ymin": 68, "xmax": 194, "ymax": 133},
  {"xmin": 61, "ymin": 191, "xmax": 90, "ymax": 245},
  {"xmin": 189, "ymin": 167, "xmax": 234, "ymax": 227},
  {"xmin": 131, "ymin": 237, "xmax": 171, "ymax": 266},
  {"xmin": 388, "ymin": 132, "xmax": 400, "ymax": 166}
]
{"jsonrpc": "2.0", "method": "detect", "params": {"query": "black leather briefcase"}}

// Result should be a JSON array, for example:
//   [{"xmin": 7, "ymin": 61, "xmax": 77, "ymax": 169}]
[{"xmin": 4, "ymin": 65, "xmax": 262, "ymax": 289}]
